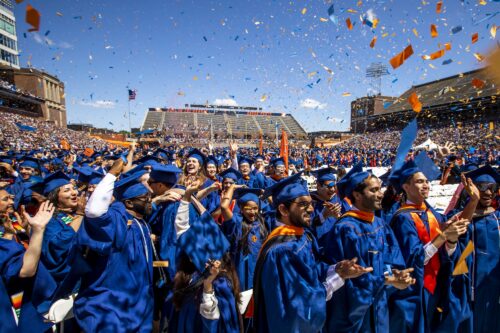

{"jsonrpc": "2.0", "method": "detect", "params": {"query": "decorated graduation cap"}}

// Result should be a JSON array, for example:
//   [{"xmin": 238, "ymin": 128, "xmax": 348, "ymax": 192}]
[
  {"xmin": 219, "ymin": 167, "xmax": 242, "ymax": 182},
  {"xmin": 465, "ymin": 165, "xmax": 500, "ymax": 184},
  {"xmin": 150, "ymin": 164, "xmax": 182, "ymax": 185},
  {"xmin": 114, "ymin": 172, "xmax": 150, "ymax": 201},
  {"xmin": 187, "ymin": 148, "xmax": 205, "ymax": 165},
  {"xmin": 314, "ymin": 167, "xmax": 337, "ymax": 183},
  {"xmin": 263, "ymin": 172, "xmax": 309, "ymax": 208},
  {"xmin": 43, "ymin": 171, "xmax": 72, "ymax": 195},
  {"xmin": 19, "ymin": 156, "xmax": 41, "ymax": 170},
  {"xmin": 336, "ymin": 163, "xmax": 371, "ymax": 199},
  {"xmin": 234, "ymin": 188, "xmax": 262, "ymax": 204},
  {"xmin": 73, "ymin": 166, "xmax": 105, "ymax": 185},
  {"xmin": 238, "ymin": 156, "xmax": 254, "ymax": 166},
  {"xmin": 177, "ymin": 211, "xmax": 230, "ymax": 273}
]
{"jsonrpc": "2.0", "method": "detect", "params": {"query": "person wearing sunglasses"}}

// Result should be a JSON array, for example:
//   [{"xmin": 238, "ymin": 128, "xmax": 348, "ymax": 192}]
[
  {"xmin": 458, "ymin": 165, "xmax": 500, "ymax": 333},
  {"xmin": 309, "ymin": 167, "xmax": 342, "ymax": 241},
  {"xmin": 253, "ymin": 173, "xmax": 373, "ymax": 333}
]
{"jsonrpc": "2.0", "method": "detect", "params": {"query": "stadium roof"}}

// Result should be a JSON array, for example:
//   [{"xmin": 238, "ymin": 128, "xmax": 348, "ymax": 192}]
[{"xmin": 384, "ymin": 67, "xmax": 499, "ymax": 114}]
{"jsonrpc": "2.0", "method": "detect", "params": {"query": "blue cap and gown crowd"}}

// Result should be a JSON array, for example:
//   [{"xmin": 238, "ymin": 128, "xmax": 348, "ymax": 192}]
[{"xmin": 0, "ymin": 128, "xmax": 498, "ymax": 333}]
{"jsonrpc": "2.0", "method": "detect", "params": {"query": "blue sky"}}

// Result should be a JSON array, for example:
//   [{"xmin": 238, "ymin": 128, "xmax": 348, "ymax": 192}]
[{"xmin": 12, "ymin": 0, "xmax": 499, "ymax": 132}]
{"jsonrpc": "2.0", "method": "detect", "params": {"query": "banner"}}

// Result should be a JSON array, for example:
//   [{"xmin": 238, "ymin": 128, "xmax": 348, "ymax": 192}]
[{"xmin": 280, "ymin": 129, "xmax": 289, "ymax": 171}]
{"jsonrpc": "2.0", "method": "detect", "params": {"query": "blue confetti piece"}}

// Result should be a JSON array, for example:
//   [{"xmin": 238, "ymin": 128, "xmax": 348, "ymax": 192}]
[
  {"xmin": 451, "ymin": 25, "xmax": 463, "ymax": 34},
  {"xmin": 316, "ymin": 78, "xmax": 321, "ymax": 84},
  {"xmin": 44, "ymin": 30, "xmax": 50, "ymax": 36},
  {"xmin": 392, "ymin": 78, "xmax": 398, "ymax": 83},
  {"xmin": 203, "ymin": 36, "xmax": 207, "ymax": 42},
  {"xmin": 234, "ymin": 35, "xmax": 239, "ymax": 41},
  {"xmin": 442, "ymin": 59, "xmax": 453, "ymax": 65}
]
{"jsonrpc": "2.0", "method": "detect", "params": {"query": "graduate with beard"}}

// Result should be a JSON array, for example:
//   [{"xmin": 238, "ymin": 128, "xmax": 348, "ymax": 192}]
[
  {"xmin": 252, "ymin": 173, "xmax": 373, "ymax": 333},
  {"xmin": 75, "ymin": 158, "xmax": 154, "ymax": 332}
]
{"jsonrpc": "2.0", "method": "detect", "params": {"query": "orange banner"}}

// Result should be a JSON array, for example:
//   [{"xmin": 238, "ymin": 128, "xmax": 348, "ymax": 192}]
[
  {"xmin": 259, "ymin": 133, "xmax": 263, "ymax": 155},
  {"xmin": 280, "ymin": 129, "xmax": 289, "ymax": 171}
]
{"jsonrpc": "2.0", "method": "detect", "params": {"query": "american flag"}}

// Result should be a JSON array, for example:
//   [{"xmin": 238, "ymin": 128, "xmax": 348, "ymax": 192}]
[{"xmin": 128, "ymin": 89, "xmax": 136, "ymax": 101}]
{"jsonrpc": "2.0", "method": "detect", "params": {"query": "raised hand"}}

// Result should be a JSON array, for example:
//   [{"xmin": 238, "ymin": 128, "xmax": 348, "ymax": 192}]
[
  {"xmin": 335, "ymin": 257, "xmax": 373, "ymax": 279},
  {"xmin": 25, "ymin": 201, "xmax": 55, "ymax": 232},
  {"xmin": 436, "ymin": 141, "xmax": 455, "ymax": 159},
  {"xmin": 323, "ymin": 202, "xmax": 342, "ymax": 219},
  {"xmin": 461, "ymin": 174, "xmax": 480, "ymax": 201}
]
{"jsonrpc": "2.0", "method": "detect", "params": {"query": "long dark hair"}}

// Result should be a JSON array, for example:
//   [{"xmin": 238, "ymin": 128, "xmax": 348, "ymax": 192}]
[
  {"xmin": 238, "ymin": 204, "xmax": 269, "ymax": 256},
  {"xmin": 172, "ymin": 253, "xmax": 243, "ymax": 331}
]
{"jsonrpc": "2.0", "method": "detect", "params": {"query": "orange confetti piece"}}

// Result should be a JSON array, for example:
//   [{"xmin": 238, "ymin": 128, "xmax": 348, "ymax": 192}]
[
  {"xmin": 319, "ymin": 17, "xmax": 329, "ymax": 22},
  {"xmin": 408, "ymin": 92, "xmax": 422, "ymax": 113},
  {"xmin": 26, "ymin": 4, "xmax": 41, "ymax": 32},
  {"xmin": 389, "ymin": 45, "xmax": 414, "ymax": 69},
  {"xmin": 346, "ymin": 18, "xmax": 353, "ymax": 30},
  {"xmin": 422, "ymin": 49, "xmax": 445, "ymax": 60},
  {"xmin": 444, "ymin": 42, "xmax": 452, "ymax": 51},
  {"xmin": 430, "ymin": 24, "xmax": 438, "ymax": 38},
  {"xmin": 260, "ymin": 94, "xmax": 268, "ymax": 102},
  {"xmin": 491, "ymin": 25, "xmax": 497, "ymax": 38},
  {"xmin": 370, "ymin": 36, "xmax": 377, "ymax": 48},
  {"xmin": 471, "ymin": 32, "xmax": 478, "ymax": 44},
  {"xmin": 473, "ymin": 53, "xmax": 485, "ymax": 62},
  {"xmin": 342, "ymin": 92, "xmax": 352, "ymax": 97},
  {"xmin": 436, "ymin": 1, "xmax": 443, "ymax": 13},
  {"xmin": 471, "ymin": 78, "xmax": 485, "ymax": 89}
]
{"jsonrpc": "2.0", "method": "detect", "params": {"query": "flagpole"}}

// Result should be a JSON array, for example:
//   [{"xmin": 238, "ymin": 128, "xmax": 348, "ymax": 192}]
[{"xmin": 128, "ymin": 98, "xmax": 132, "ymax": 136}]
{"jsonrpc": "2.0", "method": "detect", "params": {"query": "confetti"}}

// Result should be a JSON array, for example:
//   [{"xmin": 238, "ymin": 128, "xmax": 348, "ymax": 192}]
[
  {"xmin": 390, "ymin": 45, "xmax": 414, "ymax": 69},
  {"xmin": 444, "ymin": 42, "xmax": 452, "ymax": 51},
  {"xmin": 436, "ymin": 1, "xmax": 443, "ymax": 13},
  {"xmin": 327, "ymin": 4, "xmax": 338, "ymax": 24},
  {"xmin": 26, "ymin": 4, "xmax": 41, "ymax": 32},
  {"xmin": 471, "ymin": 78, "xmax": 485, "ymax": 88},
  {"xmin": 369, "ymin": 36, "xmax": 377, "ymax": 48},
  {"xmin": 491, "ymin": 25, "xmax": 497, "ymax": 38},
  {"xmin": 408, "ymin": 92, "xmax": 422, "ymax": 113},
  {"xmin": 346, "ymin": 18, "xmax": 353, "ymax": 30},
  {"xmin": 56, "ymin": 12, "xmax": 63, "ymax": 17},
  {"xmin": 412, "ymin": 28, "xmax": 419, "ymax": 37},
  {"xmin": 471, "ymin": 32, "xmax": 478, "ymax": 44},
  {"xmin": 430, "ymin": 24, "xmax": 438, "ymax": 38},
  {"xmin": 473, "ymin": 53, "xmax": 485, "ymax": 62},
  {"xmin": 193, "ymin": 76, "xmax": 198, "ymax": 80},
  {"xmin": 451, "ymin": 26, "xmax": 463, "ymax": 34},
  {"xmin": 319, "ymin": 17, "xmax": 329, "ymax": 22},
  {"xmin": 422, "ymin": 49, "xmax": 445, "ymax": 60},
  {"xmin": 301, "ymin": 8, "xmax": 307, "ymax": 15},
  {"xmin": 442, "ymin": 59, "xmax": 453, "ymax": 65},
  {"xmin": 342, "ymin": 92, "xmax": 351, "ymax": 97},
  {"xmin": 260, "ymin": 94, "xmax": 267, "ymax": 102},
  {"xmin": 203, "ymin": 36, "xmax": 207, "ymax": 42}
]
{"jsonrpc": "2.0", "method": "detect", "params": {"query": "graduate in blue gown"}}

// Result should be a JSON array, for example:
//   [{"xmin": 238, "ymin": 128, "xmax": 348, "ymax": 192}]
[
  {"xmin": 309, "ymin": 167, "xmax": 342, "ymax": 241},
  {"xmin": 388, "ymin": 158, "xmax": 479, "ymax": 333},
  {"xmin": 170, "ymin": 204, "xmax": 242, "ymax": 333},
  {"xmin": 237, "ymin": 156, "xmax": 267, "ymax": 189},
  {"xmin": 220, "ymin": 186, "xmax": 269, "ymax": 291},
  {"xmin": 75, "ymin": 159, "xmax": 154, "ymax": 332},
  {"xmin": 253, "ymin": 173, "xmax": 372, "ymax": 333},
  {"xmin": 40, "ymin": 171, "xmax": 83, "ymax": 286},
  {"xmin": 458, "ymin": 165, "xmax": 500, "ymax": 333},
  {"xmin": 321, "ymin": 167, "xmax": 413, "ymax": 333},
  {"xmin": 0, "ymin": 197, "xmax": 57, "ymax": 333}
]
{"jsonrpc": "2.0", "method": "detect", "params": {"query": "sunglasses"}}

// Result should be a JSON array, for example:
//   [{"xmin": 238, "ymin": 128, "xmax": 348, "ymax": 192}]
[{"xmin": 476, "ymin": 183, "xmax": 497, "ymax": 193}]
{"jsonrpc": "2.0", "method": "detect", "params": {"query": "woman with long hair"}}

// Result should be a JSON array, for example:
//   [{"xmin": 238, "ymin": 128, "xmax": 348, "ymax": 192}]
[
  {"xmin": 0, "ymin": 188, "xmax": 57, "ymax": 332},
  {"xmin": 220, "ymin": 185, "xmax": 269, "ymax": 291},
  {"xmin": 40, "ymin": 170, "xmax": 85, "ymax": 285}
]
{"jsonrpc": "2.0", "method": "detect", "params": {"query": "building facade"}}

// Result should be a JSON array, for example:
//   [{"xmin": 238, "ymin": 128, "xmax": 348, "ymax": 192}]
[{"xmin": 0, "ymin": 0, "xmax": 19, "ymax": 69}]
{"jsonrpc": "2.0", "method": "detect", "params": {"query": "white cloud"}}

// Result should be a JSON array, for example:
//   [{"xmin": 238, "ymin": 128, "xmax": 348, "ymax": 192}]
[
  {"xmin": 79, "ymin": 100, "xmax": 116, "ymax": 109},
  {"xmin": 31, "ymin": 32, "xmax": 73, "ymax": 49},
  {"xmin": 213, "ymin": 98, "xmax": 238, "ymax": 106},
  {"xmin": 300, "ymin": 98, "xmax": 327, "ymax": 109}
]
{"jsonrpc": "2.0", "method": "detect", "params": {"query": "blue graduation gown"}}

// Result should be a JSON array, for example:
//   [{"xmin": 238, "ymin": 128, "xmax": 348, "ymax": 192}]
[
  {"xmin": 322, "ymin": 214, "xmax": 397, "ymax": 333},
  {"xmin": 309, "ymin": 191, "xmax": 342, "ymax": 241},
  {"xmin": 221, "ymin": 213, "xmax": 264, "ymax": 291},
  {"xmin": 200, "ymin": 179, "xmax": 220, "ymax": 214},
  {"xmin": 74, "ymin": 202, "xmax": 153, "ymax": 332},
  {"xmin": 170, "ymin": 274, "xmax": 240, "ymax": 333},
  {"xmin": 0, "ymin": 238, "xmax": 56, "ymax": 333},
  {"xmin": 462, "ymin": 210, "xmax": 500, "ymax": 333},
  {"xmin": 40, "ymin": 212, "xmax": 77, "ymax": 285},
  {"xmin": 254, "ymin": 228, "xmax": 329, "ymax": 333},
  {"xmin": 390, "ymin": 205, "xmax": 460, "ymax": 333}
]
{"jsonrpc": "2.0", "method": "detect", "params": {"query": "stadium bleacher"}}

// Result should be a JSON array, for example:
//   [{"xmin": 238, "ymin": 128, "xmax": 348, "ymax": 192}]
[{"xmin": 141, "ymin": 106, "xmax": 308, "ymax": 139}]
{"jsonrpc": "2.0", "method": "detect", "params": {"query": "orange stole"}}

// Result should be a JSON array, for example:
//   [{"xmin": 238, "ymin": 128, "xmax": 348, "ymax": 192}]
[
  {"xmin": 217, "ymin": 199, "xmax": 236, "ymax": 224},
  {"xmin": 401, "ymin": 204, "xmax": 441, "ymax": 294},
  {"xmin": 342, "ymin": 210, "xmax": 375, "ymax": 223}
]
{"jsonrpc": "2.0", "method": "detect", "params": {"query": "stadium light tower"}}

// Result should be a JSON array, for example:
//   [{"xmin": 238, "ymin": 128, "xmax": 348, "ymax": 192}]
[{"xmin": 366, "ymin": 62, "xmax": 389, "ymax": 96}]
